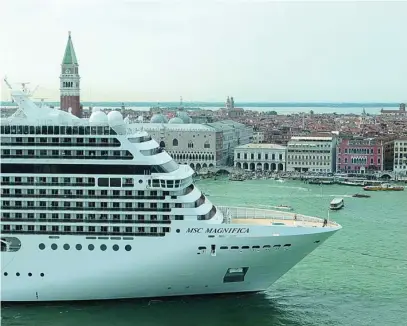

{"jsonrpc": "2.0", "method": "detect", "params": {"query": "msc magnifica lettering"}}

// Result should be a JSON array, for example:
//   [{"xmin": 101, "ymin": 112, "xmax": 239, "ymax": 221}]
[{"xmin": 186, "ymin": 227, "xmax": 249, "ymax": 234}]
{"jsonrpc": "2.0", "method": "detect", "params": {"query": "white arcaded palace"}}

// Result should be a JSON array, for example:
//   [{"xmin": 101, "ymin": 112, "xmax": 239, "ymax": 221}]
[
  {"xmin": 0, "ymin": 32, "xmax": 341, "ymax": 302},
  {"xmin": 234, "ymin": 143, "xmax": 287, "ymax": 172}
]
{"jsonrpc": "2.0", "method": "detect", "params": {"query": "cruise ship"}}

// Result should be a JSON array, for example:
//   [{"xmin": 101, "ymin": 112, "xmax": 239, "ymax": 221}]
[{"xmin": 0, "ymin": 80, "xmax": 341, "ymax": 302}]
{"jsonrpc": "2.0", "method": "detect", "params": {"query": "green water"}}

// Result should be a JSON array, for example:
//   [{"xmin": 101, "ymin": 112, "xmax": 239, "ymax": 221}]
[{"xmin": 2, "ymin": 179, "xmax": 406, "ymax": 326}]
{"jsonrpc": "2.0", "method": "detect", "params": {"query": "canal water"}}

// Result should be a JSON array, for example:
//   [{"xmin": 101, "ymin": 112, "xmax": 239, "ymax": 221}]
[{"xmin": 2, "ymin": 179, "xmax": 406, "ymax": 326}]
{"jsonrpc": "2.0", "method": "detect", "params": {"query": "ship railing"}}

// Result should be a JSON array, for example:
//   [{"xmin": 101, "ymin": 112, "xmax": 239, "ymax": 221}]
[{"xmin": 217, "ymin": 206, "xmax": 340, "ymax": 227}]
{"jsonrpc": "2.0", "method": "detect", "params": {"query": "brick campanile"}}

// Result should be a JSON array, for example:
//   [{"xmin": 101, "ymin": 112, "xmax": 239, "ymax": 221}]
[{"xmin": 60, "ymin": 31, "xmax": 81, "ymax": 117}]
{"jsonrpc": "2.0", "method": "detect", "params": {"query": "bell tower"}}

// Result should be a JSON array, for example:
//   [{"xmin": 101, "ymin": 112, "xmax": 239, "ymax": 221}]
[{"xmin": 60, "ymin": 31, "xmax": 81, "ymax": 117}]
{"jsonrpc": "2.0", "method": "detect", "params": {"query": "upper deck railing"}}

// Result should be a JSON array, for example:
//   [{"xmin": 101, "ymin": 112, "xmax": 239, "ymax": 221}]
[{"xmin": 217, "ymin": 206, "xmax": 340, "ymax": 228}]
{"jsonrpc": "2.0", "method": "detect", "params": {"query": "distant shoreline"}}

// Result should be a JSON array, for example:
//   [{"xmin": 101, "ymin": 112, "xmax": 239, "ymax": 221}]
[{"xmin": 0, "ymin": 101, "xmax": 402, "ymax": 108}]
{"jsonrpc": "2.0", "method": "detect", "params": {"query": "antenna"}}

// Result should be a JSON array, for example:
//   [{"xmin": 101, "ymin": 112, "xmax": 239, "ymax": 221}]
[{"xmin": 3, "ymin": 76, "xmax": 12, "ymax": 89}]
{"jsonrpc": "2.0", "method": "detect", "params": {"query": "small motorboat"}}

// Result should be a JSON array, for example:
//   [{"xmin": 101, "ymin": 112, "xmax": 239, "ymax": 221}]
[
  {"xmin": 271, "ymin": 205, "xmax": 293, "ymax": 211},
  {"xmin": 352, "ymin": 193, "xmax": 371, "ymax": 198},
  {"xmin": 330, "ymin": 198, "xmax": 344, "ymax": 210}
]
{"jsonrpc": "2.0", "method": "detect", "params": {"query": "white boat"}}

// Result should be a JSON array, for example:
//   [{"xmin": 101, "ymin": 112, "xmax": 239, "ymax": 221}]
[
  {"xmin": 270, "ymin": 205, "xmax": 293, "ymax": 211},
  {"xmin": 0, "ymin": 79, "xmax": 341, "ymax": 302},
  {"xmin": 330, "ymin": 198, "xmax": 344, "ymax": 210}
]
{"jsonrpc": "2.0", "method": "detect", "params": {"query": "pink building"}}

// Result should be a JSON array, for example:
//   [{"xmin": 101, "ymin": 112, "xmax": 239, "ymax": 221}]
[{"xmin": 336, "ymin": 138, "xmax": 384, "ymax": 173}]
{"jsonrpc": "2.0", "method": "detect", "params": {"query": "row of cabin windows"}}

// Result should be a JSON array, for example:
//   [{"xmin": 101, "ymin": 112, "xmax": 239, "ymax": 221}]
[
  {"xmin": 1, "ymin": 137, "xmax": 120, "ymax": 146},
  {"xmin": 199, "ymin": 244, "xmax": 292, "ymax": 251},
  {"xmin": 3, "ymin": 272, "xmax": 45, "ymax": 277},
  {"xmin": 2, "ymin": 224, "xmax": 170, "ymax": 234},
  {"xmin": 1, "ymin": 161, "xmax": 179, "ymax": 175},
  {"xmin": 2, "ymin": 188, "xmax": 160, "ymax": 197},
  {"xmin": 1, "ymin": 149, "xmax": 133, "ymax": 159},
  {"xmin": 39, "ymin": 243, "xmax": 132, "ymax": 252},
  {"xmin": 1, "ymin": 125, "xmax": 116, "ymax": 135},
  {"xmin": 2, "ymin": 200, "xmax": 182, "ymax": 209},
  {"xmin": 1, "ymin": 176, "xmax": 192, "ymax": 193},
  {"xmin": 0, "ymin": 188, "xmax": 180, "ymax": 198},
  {"xmin": 2, "ymin": 176, "xmax": 95, "ymax": 185},
  {"xmin": 198, "ymin": 241, "xmax": 292, "ymax": 250},
  {"xmin": 2, "ymin": 212, "xmax": 184, "ymax": 221},
  {"xmin": 1, "ymin": 184, "xmax": 194, "ymax": 198}
]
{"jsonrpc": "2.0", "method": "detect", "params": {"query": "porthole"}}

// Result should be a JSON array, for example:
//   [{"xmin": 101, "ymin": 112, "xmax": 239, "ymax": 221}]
[
  {"xmin": 28, "ymin": 273, "xmax": 32, "ymax": 277},
  {"xmin": 176, "ymin": 229, "xmax": 180, "ymax": 233},
  {"xmin": 125, "ymin": 245, "xmax": 132, "ymax": 251},
  {"xmin": 138, "ymin": 179, "xmax": 143, "ymax": 184},
  {"xmin": 40, "ymin": 273, "xmax": 44, "ymax": 277},
  {"xmin": 76, "ymin": 244, "xmax": 82, "ymax": 250},
  {"xmin": 4, "ymin": 272, "xmax": 8, "ymax": 276},
  {"xmin": 63, "ymin": 244, "xmax": 70, "ymax": 250},
  {"xmin": 112, "ymin": 244, "xmax": 119, "ymax": 251},
  {"xmin": 88, "ymin": 244, "xmax": 95, "ymax": 251},
  {"xmin": 51, "ymin": 243, "xmax": 58, "ymax": 250},
  {"xmin": 16, "ymin": 272, "xmax": 20, "ymax": 276},
  {"xmin": 100, "ymin": 244, "xmax": 107, "ymax": 251},
  {"xmin": 39, "ymin": 243, "xmax": 45, "ymax": 250}
]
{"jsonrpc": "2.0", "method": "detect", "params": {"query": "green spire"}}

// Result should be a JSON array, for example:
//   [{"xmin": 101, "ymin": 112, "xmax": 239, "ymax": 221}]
[{"xmin": 62, "ymin": 31, "xmax": 78, "ymax": 65}]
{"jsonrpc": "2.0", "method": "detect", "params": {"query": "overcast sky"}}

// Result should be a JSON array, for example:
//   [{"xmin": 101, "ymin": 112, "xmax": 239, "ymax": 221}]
[{"xmin": 1, "ymin": 0, "xmax": 406, "ymax": 102}]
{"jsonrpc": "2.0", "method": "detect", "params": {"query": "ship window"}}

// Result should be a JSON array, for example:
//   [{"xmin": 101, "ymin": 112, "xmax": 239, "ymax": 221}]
[
  {"xmin": 100, "ymin": 244, "xmax": 107, "ymax": 251},
  {"xmin": 273, "ymin": 245, "xmax": 281, "ymax": 248},
  {"xmin": 40, "ymin": 273, "xmax": 44, "ymax": 277},
  {"xmin": 252, "ymin": 246, "xmax": 260, "ymax": 249},
  {"xmin": 28, "ymin": 272, "xmax": 32, "ymax": 277},
  {"xmin": 16, "ymin": 272, "xmax": 20, "ymax": 277},
  {"xmin": 110, "ymin": 178, "xmax": 121, "ymax": 187},
  {"xmin": 88, "ymin": 244, "xmax": 95, "ymax": 251},
  {"xmin": 112, "ymin": 244, "xmax": 119, "ymax": 251},
  {"xmin": 125, "ymin": 245, "xmax": 132, "ymax": 251},
  {"xmin": 152, "ymin": 160, "xmax": 179, "ymax": 173},
  {"xmin": 283, "ymin": 244, "xmax": 292, "ymax": 247},
  {"xmin": 242, "ymin": 246, "xmax": 250, "ymax": 249},
  {"xmin": 51, "ymin": 243, "xmax": 58, "ymax": 250},
  {"xmin": 39, "ymin": 243, "xmax": 45, "ymax": 250},
  {"xmin": 220, "ymin": 246, "xmax": 228, "ymax": 249},
  {"xmin": 98, "ymin": 178, "xmax": 109, "ymax": 187},
  {"xmin": 4, "ymin": 272, "xmax": 8, "ymax": 276},
  {"xmin": 76, "ymin": 244, "xmax": 82, "ymax": 250},
  {"xmin": 63, "ymin": 244, "xmax": 70, "ymax": 250},
  {"xmin": 231, "ymin": 246, "xmax": 239, "ymax": 249}
]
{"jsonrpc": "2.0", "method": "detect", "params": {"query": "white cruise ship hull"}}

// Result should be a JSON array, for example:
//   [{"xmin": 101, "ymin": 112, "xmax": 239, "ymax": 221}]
[{"xmin": 1, "ymin": 225, "xmax": 337, "ymax": 302}]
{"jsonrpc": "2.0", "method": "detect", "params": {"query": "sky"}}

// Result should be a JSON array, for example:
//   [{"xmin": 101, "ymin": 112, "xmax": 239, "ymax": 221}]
[{"xmin": 1, "ymin": 0, "xmax": 406, "ymax": 102}]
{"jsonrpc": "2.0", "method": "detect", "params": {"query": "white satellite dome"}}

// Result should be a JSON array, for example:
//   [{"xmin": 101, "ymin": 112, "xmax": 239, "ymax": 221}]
[
  {"xmin": 89, "ymin": 110, "xmax": 108, "ymax": 126},
  {"xmin": 107, "ymin": 110, "xmax": 124, "ymax": 126}
]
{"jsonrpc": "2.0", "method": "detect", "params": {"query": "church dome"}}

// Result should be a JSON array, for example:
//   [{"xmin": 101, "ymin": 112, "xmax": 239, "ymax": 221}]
[
  {"xmin": 176, "ymin": 111, "xmax": 192, "ymax": 123},
  {"xmin": 150, "ymin": 114, "xmax": 168, "ymax": 123},
  {"xmin": 168, "ymin": 117, "xmax": 184, "ymax": 124}
]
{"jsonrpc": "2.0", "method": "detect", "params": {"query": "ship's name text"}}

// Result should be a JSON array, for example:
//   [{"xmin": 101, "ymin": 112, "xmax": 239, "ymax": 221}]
[{"xmin": 186, "ymin": 227, "xmax": 249, "ymax": 234}]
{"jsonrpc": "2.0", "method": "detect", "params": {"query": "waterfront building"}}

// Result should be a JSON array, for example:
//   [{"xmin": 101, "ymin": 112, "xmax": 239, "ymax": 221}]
[
  {"xmin": 60, "ymin": 32, "xmax": 82, "ymax": 117},
  {"xmin": 234, "ymin": 143, "xmax": 286, "ymax": 171},
  {"xmin": 206, "ymin": 120, "xmax": 253, "ymax": 166},
  {"xmin": 253, "ymin": 131, "xmax": 265, "ymax": 144},
  {"xmin": 336, "ymin": 138, "xmax": 385, "ymax": 173},
  {"xmin": 393, "ymin": 137, "xmax": 407, "ymax": 175},
  {"xmin": 132, "ymin": 123, "xmax": 217, "ymax": 169},
  {"xmin": 380, "ymin": 103, "xmax": 406, "ymax": 116},
  {"xmin": 286, "ymin": 136, "xmax": 337, "ymax": 173}
]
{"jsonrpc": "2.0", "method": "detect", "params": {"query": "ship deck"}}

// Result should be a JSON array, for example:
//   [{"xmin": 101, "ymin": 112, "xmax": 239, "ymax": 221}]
[{"xmin": 218, "ymin": 206, "xmax": 340, "ymax": 229}]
